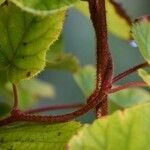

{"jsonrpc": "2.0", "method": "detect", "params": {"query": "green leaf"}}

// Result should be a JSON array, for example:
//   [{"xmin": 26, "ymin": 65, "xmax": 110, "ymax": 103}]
[
  {"xmin": 73, "ymin": 65, "xmax": 96, "ymax": 97},
  {"xmin": 48, "ymin": 35, "xmax": 65, "ymax": 57},
  {"xmin": 10, "ymin": 0, "xmax": 79, "ymax": 15},
  {"xmin": 75, "ymin": 1, "xmax": 89, "ymax": 16},
  {"xmin": 0, "ymin": 3, "xmax": 65, "ymax": 83},
  {"xmin": 0, "ymin": 0, "xmax": 5, "ymax": 5},
  {"xmin": 75, "ymin": 0, "xmax": 131, "ymax": 40},
  {"xmin": 138, "ymin": 69, "xmax": 150, "ymax": 86},
  {"xmin": 132, "ymin": 16, "xmax": 150, "ymax": 64},
  {"xmin": 47, "ymin": 53, "xmax": 80, "ymax": 73},
  {"xmin": 69, "ymin": 104, "xmax": 150, "ymax": 150},
  {"xmin": 0, "ymin": 121, "xmax": 81, "ymax": 150},
  {"xmin": 46, "ymin": 36, "xmax": 80, "ymax": 73},
  {"xmin": 109, "ymin": 87, "xmax": 150, "ymax": 113}
]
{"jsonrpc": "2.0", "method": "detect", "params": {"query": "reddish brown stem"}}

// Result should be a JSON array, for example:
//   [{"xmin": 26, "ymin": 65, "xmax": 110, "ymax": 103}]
[
  {"xmin": 108, "ymin": 82, "xmax": 148, "ymax": 94},
  {"xmin": 113, "ymin": 62, "xmax": 149, "ymax": 83},
  {"xmin": 0, "ymin": 92, "xmax": 106, "ymax": 126},
  {"xmin": 96, "ymin": 96, "xmax": 108, "ymax": 118},
  {"xmin": 19, "ymin": 95, "xmax": 103, "ymax": 123},
  {"xmin": 25, "ymin": 103, "xmax": 84, "ymax": 114},
  {"xmin": 89, "ymin": 0, "xmax": 112, "ymax": 84},
  {"xmin": 88, "ymin": 0, "xmax": 113, "ymax": 117},
  {"xmin": 0, "ymin": 116, "xmax": 15, "ymax": 126}
]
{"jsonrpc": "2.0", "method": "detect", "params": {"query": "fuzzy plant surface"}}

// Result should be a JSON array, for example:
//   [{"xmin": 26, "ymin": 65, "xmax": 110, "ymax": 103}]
[{"xmin": 0, "ymin": 0, "xmax": 150, "ymax": 150}]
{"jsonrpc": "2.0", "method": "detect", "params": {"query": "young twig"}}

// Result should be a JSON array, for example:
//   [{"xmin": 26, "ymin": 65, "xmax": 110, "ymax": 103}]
[
  {"xmin": 108, "ymin": 82, "xmax": 148, "ymax": 94},
  {"xmin": 25, "ymin": 103, "xmax": 84, "ymax": 114},
  {"xmin": 88, "ymin": 0, "xmax": 113, "ymax": 117},
  {"xmin": 113, "ymin": 62, "xmax": 148, "ymax": 83},
  {"xmin": 0, "ymin": 92, "xmax": 106, "ymax": 126}
]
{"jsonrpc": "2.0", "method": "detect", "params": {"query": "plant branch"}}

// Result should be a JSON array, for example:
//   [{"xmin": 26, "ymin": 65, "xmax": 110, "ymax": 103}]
[
  {"xmin": 0, "ymin": 116, "xmax": 15, "ymax": 126},
  {"xmin": 108, "ymin": 82, "xmax": 148, "ymax": 94},
  {"xmin": 0, "ymin": 92, "xmax": 106, "ymax": 126},
  {"xmin": 113, "ymin": 62, "xmax": 149, "ymax": 83},
  {"xmin": 96, "ymin": 96, "xmax": 108, "ymax": 118},
  {"xmin": 89, "ymin": 0, "xmax": 113, "ymax": 86},
  {"xmin": 25, "ymin": 103, "xmax": 84, "ymax": 114},
  {"xmin": 88, "ymin": 0, "xmax": 113, "ymax": 117}
]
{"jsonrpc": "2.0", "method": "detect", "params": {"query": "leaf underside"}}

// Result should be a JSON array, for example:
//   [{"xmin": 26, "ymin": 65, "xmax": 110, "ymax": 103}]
[
  {"xmin": 73, "ymin": 65, "xmax": 96, "ymax": 97},
  {"xmin": 109, "ymin": 87, "xmax": 150, "ymax": 108},
  {"xmin": 138, "ymin": 69, "xmax": 150, "ymax": 86},
  {"xmin": 0, "ymin": 121, "xmax": 81, "ymax": 150},
  {"xmin": 69, "ymin": 104, "xmax": 150, "ymax": 150},
  {"xmin": 11, "ymin": 0, "xmax": 79, "ymax": 15},
  {"xmin": 0, "ymin": 0, "xmax": 5, "ymax": 5},
  {"xmin": 132, "ymin": 16, "xmax": 150, "ymax": 64},
  {"xmin": 0, "ymin": 3, "xmax": 65, "ymax": 83},
  {"xmin": 46, "ymin": 36, "xmax": 80, "ymax": 73}
]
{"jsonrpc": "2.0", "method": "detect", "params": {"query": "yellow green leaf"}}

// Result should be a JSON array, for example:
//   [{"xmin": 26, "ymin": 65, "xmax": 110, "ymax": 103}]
[
  {"xmin": 0, "ymin": 0, "xmax": 5, "ymax": 5},
  {"xmin": 132, "ymin": 16, "xmax": 150, "ymax": 64},
  {"xmin": 69, "ymin": 104, "xmax": 150, "ymax": 150},
  {"xmin": 0, "ymin": 121, "xmax": 81, "ymax": 150},
  {"xmin": 73, "ymin": 65, "xmax": 96, "ymax": 97},
  {"xmin": 10, "ymin": 0, "xmax": 79, "ymax": 15},
  {"xmin": 109, "ymin": 87, "xmax": 150, "ymax": 113},
  {"xmin": 46, "ymin": 36, "xmax": 80, "ymax": 73},
  {"xmin": 0, "ymin": 3, "xmax": 65, "ymax": 83},
  {"xmin": 138, "ymin": 69, "xmax": 150, "ymax": 86}
]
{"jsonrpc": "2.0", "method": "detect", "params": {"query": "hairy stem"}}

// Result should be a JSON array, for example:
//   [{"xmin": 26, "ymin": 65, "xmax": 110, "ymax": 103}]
[
  {"xmin": 108, "ymin": 82, "xmax": 148, "ymax": 94},
  {"xmin": 25, "ymin": 103, "xmax": 84, "ymax": 114},
  {"xmin": 96, "ymin": 96, "xmax": 108, "ymax": 118},
  {"xmin": 0, "ymin": 92, "xmax": 106, "ymax": 126},
  {"xmin": 89, "ymin": 0, "xmax": 111, "ymax": 83},
  {"xmin": 88, "ymin": 0, "xmax": 113, "ymax": 117},
  {"xmin": 113, "ymin": 62, "xmax": 149, "ymax": 83}
]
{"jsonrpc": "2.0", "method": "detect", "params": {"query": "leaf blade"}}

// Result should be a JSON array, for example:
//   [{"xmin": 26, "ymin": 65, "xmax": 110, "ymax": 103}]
[
  {"xmin": 138, "ymin": 69, "xmax": 150, "ymax": 86},
  {"xmin": 0, "ymin": 3, "xmax": 65, "ymax": 83},
  {"xmin": 0, "ymin": 121, "xmax": 81, "ymax": 150},
  {"xmin": 109, "ymin": 87, "xmax": 150, "ymax": 113},
  {"xmin": 10, "ymin": 0, "xmax": 79, "ymax": 15},
  {"xmin": 46, "ymin": 36, "xmax": 80, "ymax": 73},
  {"xmin": 132, "ymin": 16, "xmax": 150, "ymax": 64},
  {"xmin": 73, "ymin": 65, "xmax": 96, "ymax": 97},
  {"xmin": 0, "ymin": 0, "xmax": 5, "ymax": 5},
  {"xmin": 69, "ymin": 104, "xmax": 150, "ymax": 150}
]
